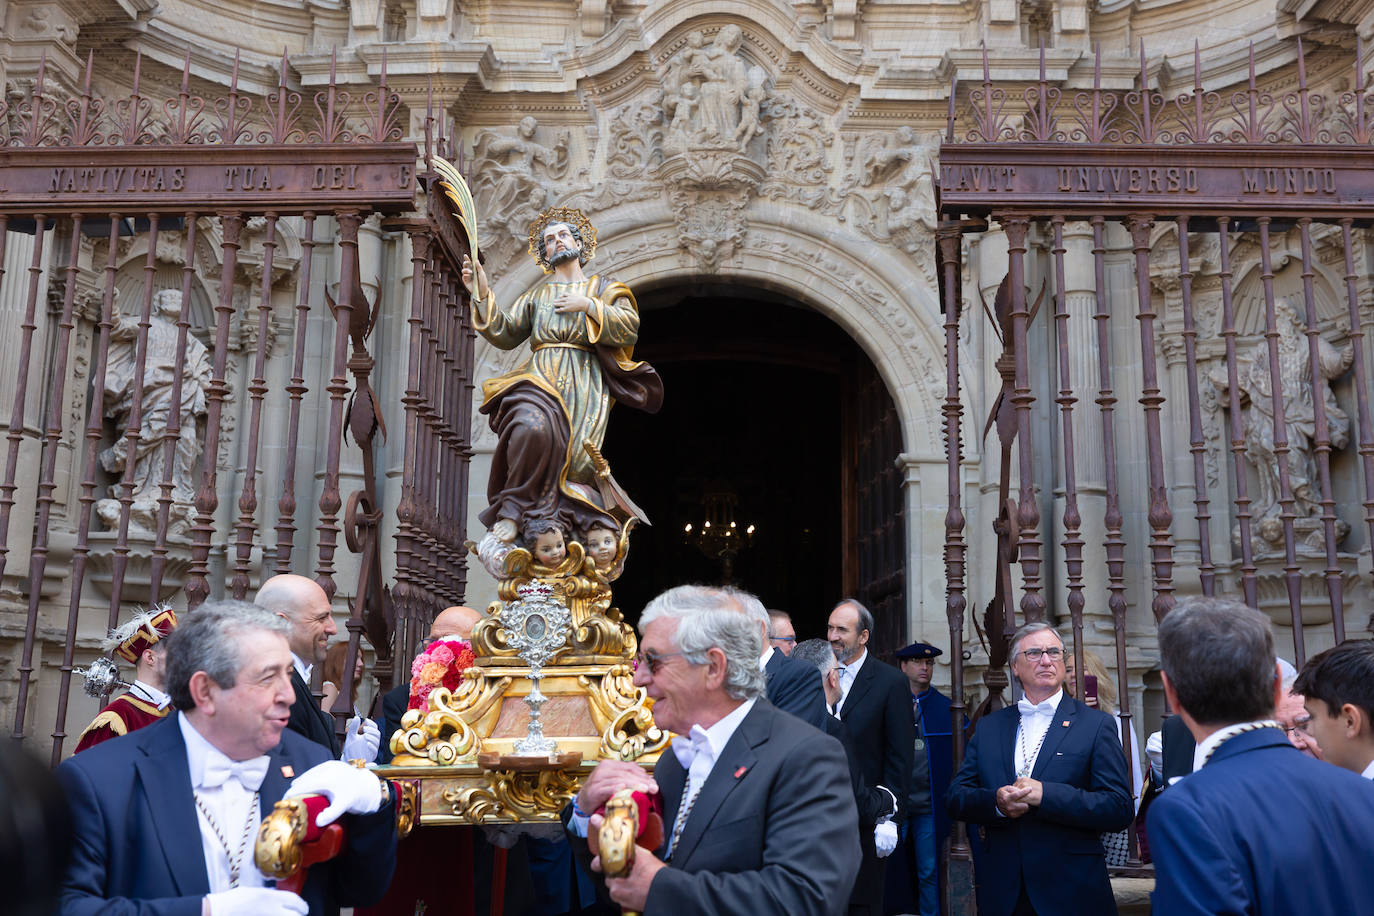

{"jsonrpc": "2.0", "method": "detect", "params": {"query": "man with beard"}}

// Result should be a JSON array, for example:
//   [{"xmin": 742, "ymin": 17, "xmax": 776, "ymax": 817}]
[
  {"xmin": 827, "ymin": 599, "xmax": 914, "ymax": 915},
  {"xmin": 460, "ymin": 207, "xmax": 662, "ymax": 544}
]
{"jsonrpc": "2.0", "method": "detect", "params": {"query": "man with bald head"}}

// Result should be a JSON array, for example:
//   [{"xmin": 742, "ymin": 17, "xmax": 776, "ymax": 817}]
[
  {"xmin": 378, "ymin": 606, "xmax": 483, "ymax": 764},
  {"xmin": 255, "ymin": 574, "xmax": 380, "ymax": 762}
]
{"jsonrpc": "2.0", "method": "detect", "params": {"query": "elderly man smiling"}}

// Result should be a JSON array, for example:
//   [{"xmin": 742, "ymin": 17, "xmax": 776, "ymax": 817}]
[{"xmin": 564, "ymin": 584, "xmax": 860, "ymax": 916}]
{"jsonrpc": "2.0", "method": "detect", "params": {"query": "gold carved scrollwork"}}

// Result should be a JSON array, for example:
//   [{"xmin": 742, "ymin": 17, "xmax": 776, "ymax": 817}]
[
  {"xmin": 601, "ymin": 703, "xmax": 667, "ymax": 761},
  {"xmin": 443, "ymin": 766, "xmax": 581, "ymax": 822},
  {"xmin": 254, "ymin": 797, "xmax": 309, "ymax": 881},
  {"xmin": 578, "ymin": 664, "xmax": 666, "ymax": 761},
  {"xmin": 390, "ymin": 684, "xmax": 498, "ymax": 766},
  {"xmin": 391, "ymin": 779, "xmax": 420, "ymax": 839}
]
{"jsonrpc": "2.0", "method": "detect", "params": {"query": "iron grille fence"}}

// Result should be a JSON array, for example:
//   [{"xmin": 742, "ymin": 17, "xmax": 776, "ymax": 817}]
[
  {"xmin": 0, "ymin": 49, "xmax": 473, "ymax": 763},
  {"xmin": 938, "ymin": 40, "xmax": 1374, "ymax": 871}
]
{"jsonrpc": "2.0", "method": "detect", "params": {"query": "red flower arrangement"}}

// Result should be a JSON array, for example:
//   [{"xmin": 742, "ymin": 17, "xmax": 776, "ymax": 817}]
[{"xmin": 408, "ymin": 637, "xmax": 476, "ymax": 711}]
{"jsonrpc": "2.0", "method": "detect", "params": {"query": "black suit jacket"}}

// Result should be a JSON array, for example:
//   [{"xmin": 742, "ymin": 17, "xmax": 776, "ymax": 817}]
[
  {"xmin": 289, "ymin": 668, "xmax": 341, "ymax": 757},
  {"xmin": 377, "ymin": 682, "xmax": 409, "ymax": 765},
  {"xmin": 836, "ymin": 652, "xmax": 915, "ymax": 821},
  {"xmin": 567, "ymin": 699, "xmax": 860, "ymax": 916},
  {"xmin": 764, "ymin": 649, "xmax": 829, "ymax": 731},
  {"xmin": 946, "ymin": 694, "xmax": 1133, "ymax": 916},
  {"xmin": 57, "ymin": 714, "xmax": 396, "ymax": 916},
  {"xmin": 1160, "ymin": 712, "xmax": 1195, "ymax": 783}
]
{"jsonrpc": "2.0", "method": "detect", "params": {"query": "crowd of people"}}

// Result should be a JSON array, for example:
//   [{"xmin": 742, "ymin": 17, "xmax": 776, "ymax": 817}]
[{"xmin": 8, "ymin": 580, "xmax": 1374, "ymax": 916}]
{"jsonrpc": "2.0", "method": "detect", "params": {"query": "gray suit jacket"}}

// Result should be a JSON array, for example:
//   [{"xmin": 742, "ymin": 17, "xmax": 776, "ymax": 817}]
[{"xmin": 644, "ymin": 699, "xmax": 861, "ymax": 916}]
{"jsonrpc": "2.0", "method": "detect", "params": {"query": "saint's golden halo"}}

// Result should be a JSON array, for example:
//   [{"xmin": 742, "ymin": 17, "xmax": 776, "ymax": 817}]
[{"xmin": 527, "ymin": 206, "xmax": 597, "ymax": 273}]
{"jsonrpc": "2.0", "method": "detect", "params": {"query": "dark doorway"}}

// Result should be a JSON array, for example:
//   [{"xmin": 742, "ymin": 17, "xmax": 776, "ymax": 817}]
[{"xmin": 602, "ymin": 283, "xmax": 907, "ymax": 655}]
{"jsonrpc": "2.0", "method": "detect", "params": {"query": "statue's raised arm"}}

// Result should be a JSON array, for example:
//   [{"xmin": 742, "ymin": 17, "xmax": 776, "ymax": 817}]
[{"xmin": 460, "ymin": 207, "xmax": 663, "ymax": 548}]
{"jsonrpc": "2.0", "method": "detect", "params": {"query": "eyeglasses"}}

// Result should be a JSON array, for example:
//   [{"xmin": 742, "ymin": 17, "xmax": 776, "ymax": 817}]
[
  {"xmin": 1283, "ymin": 718, "xmax": 1313, "ymax": 738},
  {"xmin": 634, "ymin": 649, "xmax": 692, "ymax": 675},
  {"xmin": 1019, "ymin": 647, "xmax": 1064, "ymax": 662},
  {"xmin": 770, "ymin": 636, "xmax": 797, "ymax": 644}
]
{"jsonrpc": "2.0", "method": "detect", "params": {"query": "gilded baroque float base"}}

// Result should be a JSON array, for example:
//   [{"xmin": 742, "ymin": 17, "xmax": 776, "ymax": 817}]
[{"xmin": 380, "ymin": 560, "xmax": 667, "ymax": 824}]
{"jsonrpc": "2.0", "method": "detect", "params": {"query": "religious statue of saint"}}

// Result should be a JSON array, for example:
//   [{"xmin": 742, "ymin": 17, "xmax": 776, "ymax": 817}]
[
  {"xmin": 96, "ymin": 288, "xmax": 212, "ymax": 538},
  {"xmin": 1211, "ymin": 297, "xmax": 1353, "ymax": 553},
  {"xmin": 461, "ymin": 207, "xmax": 663, "ymax": 546}
]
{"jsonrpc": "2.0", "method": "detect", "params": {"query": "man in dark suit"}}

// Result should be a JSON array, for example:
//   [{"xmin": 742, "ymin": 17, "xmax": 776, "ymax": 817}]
[
  {"xmin": 58, "ymin": 600, "xmax": 397, "ymax": 916},
  {"xmin": 256, "ymin": 574, "xmax": 378, "ymax": 762},
  {"xmin": 378, "ymin": 605, "xmax": 483, "ymax": 763},
  {"xmin": 724, "ymin": 587, "xmax": 828, "ymax": 730},
  {"xmin": 946, "ymin": 622, "xmax": 1132, "ymax": 916},
  {"xmin": 828, "ymin": 598, "xmax": 914, "ymax": 914},
  {"xmin": 1148, "ymin": 598, "xmax": 1374, "ymax": 915},
  {"xmin": 565, "ymin": 585, "xmax": 861, "ymax": 916}
]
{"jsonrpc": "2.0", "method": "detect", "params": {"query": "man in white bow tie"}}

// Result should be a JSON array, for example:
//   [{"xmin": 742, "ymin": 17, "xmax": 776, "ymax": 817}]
[
  {"xmin": 562, "ymin": 584, "xmax": 861, "ymax": 916},
  {"xmin": 58, "ymin": 600, "xmax": 397, "ymax": 916},
  {"xmin": 946, "ymin": 622, "xmax": 1132, "ymax": 916}
]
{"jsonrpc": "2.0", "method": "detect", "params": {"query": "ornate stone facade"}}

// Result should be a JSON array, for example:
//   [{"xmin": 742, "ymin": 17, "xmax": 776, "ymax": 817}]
[{"xmin": 0, "ymin": 0, "xmax": 1372, "ymax": 754}]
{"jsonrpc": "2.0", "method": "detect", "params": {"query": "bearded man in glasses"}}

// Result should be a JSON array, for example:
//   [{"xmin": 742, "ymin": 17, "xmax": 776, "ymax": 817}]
[
  {"xmin": 947, "ymin": 622, "xmax": 1132, "ymax": 916},
  {"xmin": 562, "ymin": 585, "xmax": 861, "ymax": 916}
]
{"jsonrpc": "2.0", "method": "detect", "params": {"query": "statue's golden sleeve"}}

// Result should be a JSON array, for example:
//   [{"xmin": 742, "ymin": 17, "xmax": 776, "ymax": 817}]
[
  {"xmin": 473, "ymin": 289, "xmax": 535, "ymax": 349},
  {"xmin": 584, "ymin": 281, "xmax": 640, "ymax": 347}
]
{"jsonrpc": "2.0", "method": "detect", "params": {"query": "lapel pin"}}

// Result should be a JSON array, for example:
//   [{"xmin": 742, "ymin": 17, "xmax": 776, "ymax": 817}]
[
  {"xmin": 281, "ymin": 765, "xmax": 294, "ymax": 778},
  {"xmin": 1061, "ymin": 721, "xmax": 1070, "ymax": 727},
  {"xmin": 734, "ymin": 765, "xmax": 748, "ymax": 779}
]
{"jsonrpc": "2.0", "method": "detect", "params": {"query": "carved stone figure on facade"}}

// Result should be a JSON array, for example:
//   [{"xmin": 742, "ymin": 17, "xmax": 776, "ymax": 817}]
[
  {"xmin": 858, "ymin": 126, "xmax": 937, "ymax": 240},
  {"xmin": 1210, "ymin": 298, "xmax": 1353, "ymax": 554},
  {"xmin": 470, "ymin": 116, "xmax": 571, "ymax": 240},
  {"xmin": 662, "ymin": 25, "xmax": 763, "ymax": 153},
  {"xmin": 96, "ymin": 289, "xmax": 212, "ymax": 538},
  {"xmin": 461, "ymin": 206, "xmax": 664, "ymax": 548}
]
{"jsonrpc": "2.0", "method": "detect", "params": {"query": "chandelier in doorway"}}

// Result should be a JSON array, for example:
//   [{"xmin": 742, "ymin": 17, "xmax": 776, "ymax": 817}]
[{"xmin": 683, "ymin": 482, "xmax": 755, "ymax": 585}]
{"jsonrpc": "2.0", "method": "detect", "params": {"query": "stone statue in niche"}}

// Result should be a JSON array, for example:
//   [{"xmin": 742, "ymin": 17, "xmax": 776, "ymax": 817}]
[
  {"xmin": 856, "ymin": 126, "xmax": 937, "ymax": 250},
  {"xmin": 1210, "ymin": 298, "xmax": 1353, "ymax": 555},
  {"xmin": 96, "ymin": 289, "xmax": 212, "ymax": 538},
  {"xmin": 460, "ymin": 206, "xmax": 663, "ymax": 549},
  {"xmin": 663, "ymin": 25, "xmax": 768, "ymax": 153}
]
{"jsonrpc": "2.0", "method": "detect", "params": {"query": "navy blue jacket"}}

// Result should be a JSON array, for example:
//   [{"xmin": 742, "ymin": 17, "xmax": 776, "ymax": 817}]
[
  {"xmin": 1147, "ymin": 727, "xmax": 1374, "ymax": 915},
  {"xmin": 764, "ymin": 648, "xmax": 829, "ymax": 731},
  {"xmin": 914, "ymin": 686, "xmax": 961, "ymax": 848},
  {"xmin": 58, "ymin": 714, "xmax": 396, "ymax": 916},
  {"xmin": 946, "ymin": 694, "xmax": 1131, "ymax": 916}
]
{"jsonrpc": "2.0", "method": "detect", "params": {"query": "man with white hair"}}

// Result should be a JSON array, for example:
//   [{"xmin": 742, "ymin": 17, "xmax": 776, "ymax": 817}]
[
  {"xmin": 947, "ymin": 621, "xmax": 1132, "ymax": 916},
  {"xmin": 723, "ymin": 587, "xmax": 827, "ymax": 730},
  {"xmin": 565, "ymin": 585, "xmax": 860, "ymax": 915}
]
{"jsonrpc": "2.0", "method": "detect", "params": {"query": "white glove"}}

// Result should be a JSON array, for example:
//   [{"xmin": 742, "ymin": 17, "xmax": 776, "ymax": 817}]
[
  {"xmin": 874, "ymin": 820, "xmax": 899, "ymax": 858},
  {"xmin": 342, "ymin": 716, "xmax": 381, "ymax": 763},
  {"xmin": 206, "ymin": 888, "xmax": 307, "ymax": 916},
  {"xmin": 287, "ymin": 759, "xmax": 384, "ymax": 826}
]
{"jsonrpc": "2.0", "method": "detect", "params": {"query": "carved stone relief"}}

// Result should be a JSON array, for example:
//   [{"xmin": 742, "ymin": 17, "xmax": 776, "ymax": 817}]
[
  {"xmin": 468, "ymin": 117, "xmax": 577, "ymax": 270},
  {"xmin": 95, "ymin": 289, "xmax": 213, "ymax": 539},
  {"xmin": 1208, "ymin": 297, "xmax": 1354, "ymax": 556}
]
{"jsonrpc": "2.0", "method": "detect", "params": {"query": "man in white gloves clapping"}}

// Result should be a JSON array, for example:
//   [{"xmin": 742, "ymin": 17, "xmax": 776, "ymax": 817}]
[
  {"xmin": 255, "ymin": 574, "xmax": 381, "ymax": 763},
  {"xmin": 58, "ymin": 600, "xmax": 397, "ymax": 916}
]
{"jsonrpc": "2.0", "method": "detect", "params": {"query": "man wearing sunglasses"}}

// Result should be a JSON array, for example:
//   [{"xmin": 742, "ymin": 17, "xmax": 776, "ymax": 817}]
[
  {"xmin": 947, "ymin": 622, "xmax": 1132, "ymax": 916},
  {"xmin": 565, "ymin": 584, "xmax": 861, "ymax": 916}
]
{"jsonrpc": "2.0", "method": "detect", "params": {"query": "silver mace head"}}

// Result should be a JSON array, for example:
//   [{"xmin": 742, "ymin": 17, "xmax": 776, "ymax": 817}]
[{"xmin": 75, "ymin": 657, "xmax": 130, "ymax": 698}]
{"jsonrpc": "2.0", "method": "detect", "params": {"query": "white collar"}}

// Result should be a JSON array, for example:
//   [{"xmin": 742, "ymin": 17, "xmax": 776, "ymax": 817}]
[
  {"xmin": 1361, "ymin": 758, "xmax": 1374, "ymax": 780},
  {"xmin": 759, "ymin": 646, "xmax": 775, "ymax": 670},
  {"xmin": 840, "ymin": 649, "xmax": 868, "ymax": 674},
  {"xmin": 131, "ymin": 680, "xmax": 170, "ymax": 710},
  {"xmin": 290, "ymin": 653, "xmax": 312, "ymax": 684},
  {"xmin": 178, "ymin": 711, "xmax": 251, "ymax": 788},
  {"xmin": 675, "ymin": 697, "xmax": 757, "ymax": 767},
  {"xmin": 1192, "ymin": 719, "xmax": 1279, "ymax": 772},
  {"xmin": 1019, "ymin": 688, "xmax": 1063, "ymax": 716}
]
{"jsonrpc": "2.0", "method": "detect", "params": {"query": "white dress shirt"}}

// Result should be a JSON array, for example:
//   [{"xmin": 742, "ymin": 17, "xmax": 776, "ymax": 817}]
[
  {"xmin": 1362, "ymin": 759, "xmax": 1374, "ymax": 780},
  {"xmin": 759, "ymin": 646, "xmax": 775, "ymax": 670},
  {"xmin": 834, "ymin": 649, "xmax": 868, "ymax": 716},
  {"xmin": 178, "ymin": 712, "xmax": 268, "ymax": 892},
  {"xmin": 130, "ymin": 680, "xmax": 171, "ymax": 710},
  {"xmin": 291, "ymin": 653, "xmax": 312, "ymax": 684},
  {"xmin": 1014, "ymin": 689, "xmax": 1063, "ymax": 777},
  {"xmin": 666, "ymin": 697, "xmax": 757, "ymax": 856}
]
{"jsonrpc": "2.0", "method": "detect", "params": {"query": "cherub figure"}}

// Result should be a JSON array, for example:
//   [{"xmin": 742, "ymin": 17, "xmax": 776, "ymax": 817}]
[
  {"xmin": 735, "ymin": 82, "xmax": 766, "ymax": 152},
  {"xmin": 523, "ymin": 517, "xmax": 568, "ymax": 569},
  {"xmin": 582, "ymin": 523, "xmax": 619, "ymax": 571}
]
